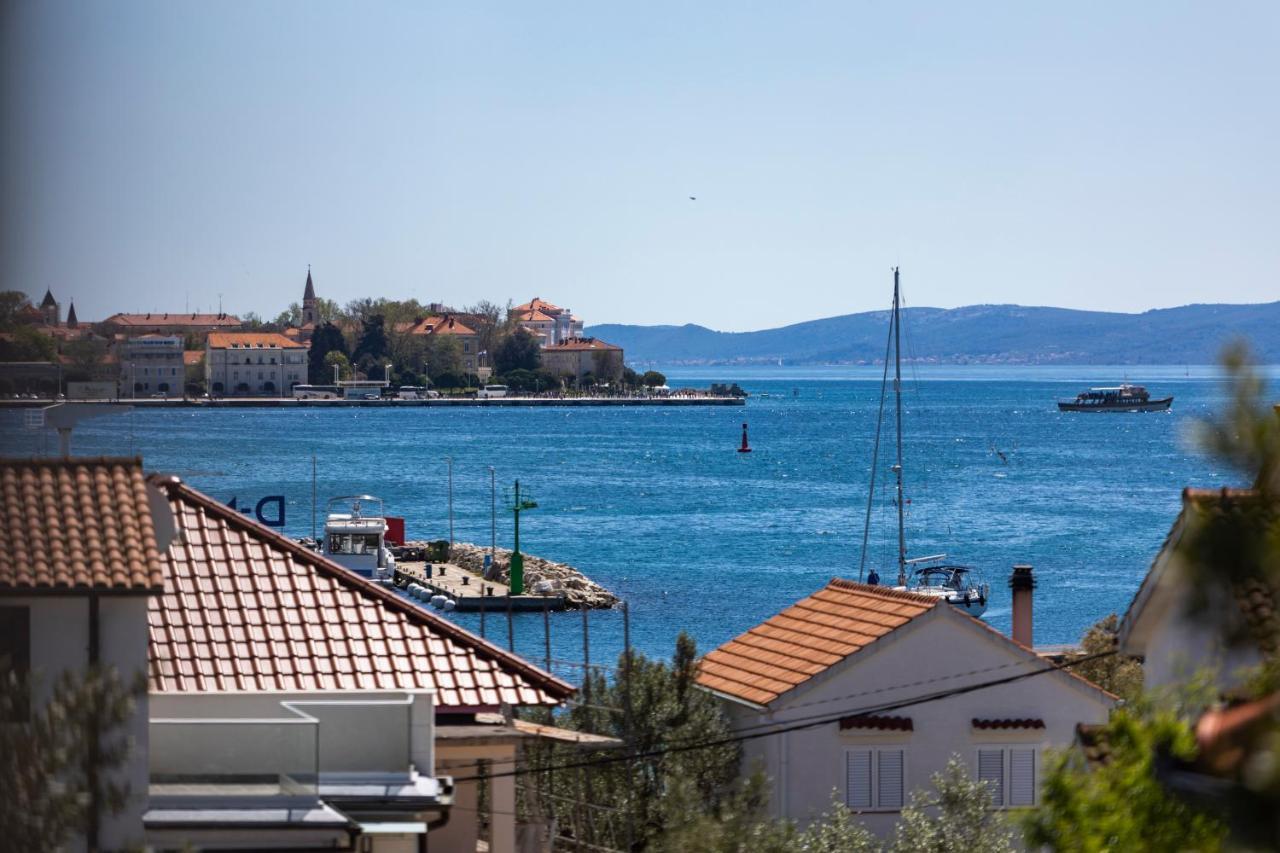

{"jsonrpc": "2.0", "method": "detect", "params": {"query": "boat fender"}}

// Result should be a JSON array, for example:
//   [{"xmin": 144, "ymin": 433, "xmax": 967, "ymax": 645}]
[
  {"xmin": 430, "ymin": 594, "xmax": 446, "ymax": 608},
  {"xmin": 442, "ymin": 599, "xmax": 456, "ymax": 611}
]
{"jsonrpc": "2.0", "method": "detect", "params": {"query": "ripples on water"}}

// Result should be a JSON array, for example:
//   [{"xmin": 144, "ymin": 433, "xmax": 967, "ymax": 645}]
[{"xmin": 2, "ymin": 364, "xmax": 1270, "ymax": 680}]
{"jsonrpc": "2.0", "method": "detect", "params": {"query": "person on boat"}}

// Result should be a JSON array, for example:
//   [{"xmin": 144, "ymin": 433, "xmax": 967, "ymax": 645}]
[{"xmin": 867, "ymin": 569, "xmax": 880, "ymax": 586}]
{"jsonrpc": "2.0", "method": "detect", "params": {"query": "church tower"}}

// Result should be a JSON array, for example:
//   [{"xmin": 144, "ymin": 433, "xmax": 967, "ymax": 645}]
[
  {"xmin": 40, "ymin": 288, "xmax": 59, "ymax": 325},
  {"xmin": 302, "ymin": 267, "xmax": 318, "ymax": 326},
  {"xmin": 66, "ymin": 301, "xmax": 79, "ymax": 329}
]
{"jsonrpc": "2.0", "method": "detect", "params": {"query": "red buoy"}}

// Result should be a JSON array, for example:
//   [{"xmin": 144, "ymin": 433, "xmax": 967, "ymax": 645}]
[{"xmin": 738, "ymin": 422, "xmax": 752, "ymax": 453}]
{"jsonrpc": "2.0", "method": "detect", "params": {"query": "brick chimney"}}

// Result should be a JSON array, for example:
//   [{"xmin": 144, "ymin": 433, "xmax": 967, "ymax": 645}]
[{"xmin": 1010, "ymin": 565, "xmax": 1035, "ymax": 647}]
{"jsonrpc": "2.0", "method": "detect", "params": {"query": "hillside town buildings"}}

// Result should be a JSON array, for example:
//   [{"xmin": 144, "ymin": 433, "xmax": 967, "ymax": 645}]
[
  {"xmin": 408, "ymin": 314, "xmax": 481, "ymax": 375},
  {"xmin": 514, "ymin": 297, "xmax": 583, "ymax": 346}
]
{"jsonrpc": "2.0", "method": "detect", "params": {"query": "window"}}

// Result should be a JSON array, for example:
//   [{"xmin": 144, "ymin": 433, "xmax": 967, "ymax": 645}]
[
  {"xmin": 976, "ymin": 747, "xmax": 1036, "ymax": 807},
  {"xmin": 0, "ymin": 606, "xmax": 31, "ymax": 722},
  {"xmin": 845, "ymin": 748, "xmax": 904, "ymax": 811}
]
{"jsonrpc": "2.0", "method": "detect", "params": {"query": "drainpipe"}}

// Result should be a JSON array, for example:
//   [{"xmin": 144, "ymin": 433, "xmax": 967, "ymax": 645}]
[{"xmin": 87, "ymin": 594, "xmax": 101, "ymax": 851}]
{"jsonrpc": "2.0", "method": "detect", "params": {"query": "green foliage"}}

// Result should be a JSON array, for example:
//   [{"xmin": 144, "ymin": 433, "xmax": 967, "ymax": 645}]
[
  {"xmin": 641, "ymin": 370, "xmax": 667, "ymax": 388},
  {"xmin": 889, "ymin": 757, "xmax": 1015, "ymax": 853},
  {"xmin": 0, "ymin": 291, "xmax": 32, "ymax": 327},
  {"xmin": 307, "ymin": 322, "xmax": 348, "ymax": 383},
  {"xmin": 0, "ymin": 664, "xmax": 146, "ymax": 850},
  {"xmin": 1070, "ymin": 614, "xmax": 1144, "ymax": 703},
  {"xmin": 653, "ymin": 771, "xmax": 798, "ymax": 853},
  {"xmin": 323, "ymin": 350, "xmax": 352, "ymax": 382},
  {"xmin": 494, "ymin": 327, "xmax": 541, "ymax": 374},
  {"xmin": 1023, "ymin": 705, "xmax": 1226, "ymax": 852},
  {"xmin": 0, "ymin": 326, "xmax": 57, "ymax": 362},
  {"xmin": 790, "ymin": 790, "xmax": 880, "ymax": 853},
  {"xmin": 61, "ymin": 339, "xmax": 111, "ymax": 382},
  {"xmin": 1193, "ymin": 340, "xmax": 1280, "ymax": 493},
  {"xmin": 353, "ymin": 313, "xmax": 390, "ymax": 369}
]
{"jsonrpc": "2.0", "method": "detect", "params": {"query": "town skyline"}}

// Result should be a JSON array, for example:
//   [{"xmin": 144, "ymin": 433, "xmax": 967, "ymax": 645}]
[{"xmin": 4, "ymin": 2, "xmax": 1278, "ymax": 331}]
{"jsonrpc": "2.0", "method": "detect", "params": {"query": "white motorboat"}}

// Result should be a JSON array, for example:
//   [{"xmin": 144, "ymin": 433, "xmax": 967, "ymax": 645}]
[{"xmin": 322, "ymin": 495, "xmax": 396, "ymax": 582}]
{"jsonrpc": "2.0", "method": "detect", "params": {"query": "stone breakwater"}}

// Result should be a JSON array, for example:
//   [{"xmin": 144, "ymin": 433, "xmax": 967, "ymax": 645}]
[{"xmin": 426, "ymin": 541, "xmax": 618, "ymax": 610}]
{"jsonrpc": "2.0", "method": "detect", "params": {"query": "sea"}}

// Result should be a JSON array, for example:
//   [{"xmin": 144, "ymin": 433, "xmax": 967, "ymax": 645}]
[{"xmin": 4, "ymin": 364, "xmax": 1274, "ymax": 685}]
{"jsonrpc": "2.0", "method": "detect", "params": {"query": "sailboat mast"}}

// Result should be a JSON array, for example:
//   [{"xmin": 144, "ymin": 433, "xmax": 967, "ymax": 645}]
[{"xmin": 892, "ymin": 267, "xmax": 908, "ymax": 586}]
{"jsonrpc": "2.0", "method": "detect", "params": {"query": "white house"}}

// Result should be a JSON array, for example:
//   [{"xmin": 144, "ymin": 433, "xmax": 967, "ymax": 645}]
[
  {"xmin": 696, "ymin": 576, "xmax": 1115, "ymax": 837},
  {"xmin": 1118, "ymin": 487, "xmax": 1275, "ymax": 692},
  {"xmin": 204, "ymin": 331, "xmax": 308, "ymax": 397},
  {"xmin": 0, "ymin": 457, "xmax": 171, "ymax": 852},
  {"xmin": 118, "ymin": 334, "xmax": 185, "ymax": 397}
]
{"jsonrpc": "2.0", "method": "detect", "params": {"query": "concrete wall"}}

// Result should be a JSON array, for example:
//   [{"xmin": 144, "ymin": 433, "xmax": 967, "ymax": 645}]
[
  {"xmin": 12, "ymin": 594, "xmax": 152, "ymax": 852},
  {"xmin": 1138, "ymin": 595, "xmax": 1263, "ymax": 690},
  {"xmin": 726, "ymin": 608, "xmax": 1113, "ymax": 838}
]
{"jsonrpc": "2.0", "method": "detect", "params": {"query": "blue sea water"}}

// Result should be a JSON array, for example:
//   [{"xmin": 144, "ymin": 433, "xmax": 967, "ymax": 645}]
[{"xmin": 3, "ymin": 364, "xmax": 1273, "ymax": 683}]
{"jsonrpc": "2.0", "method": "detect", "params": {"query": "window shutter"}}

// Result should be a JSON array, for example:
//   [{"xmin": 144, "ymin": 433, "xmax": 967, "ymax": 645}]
[
  {"xmin": 877, "ymin": 749, "xmax": 904, "ymax": 809},
  {"xmin": 978, "ymin": 749, "xmax": 1005, "ymax": 806},
  {"xmin": 846, "ymin": 750, "xmax": 872, "ymax": 809},
  {"xmin": 1009, "ymin": 749, "xmax": 1036, "ymax": 806}
]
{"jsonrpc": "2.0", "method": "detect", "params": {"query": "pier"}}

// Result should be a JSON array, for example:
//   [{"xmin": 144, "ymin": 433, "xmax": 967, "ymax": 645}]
[{"xmin": 393, "ymin": 560, "xmax": 569, "ymax": 612}]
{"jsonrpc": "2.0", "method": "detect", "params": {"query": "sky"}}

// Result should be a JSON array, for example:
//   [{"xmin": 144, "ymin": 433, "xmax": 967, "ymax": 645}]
[{"xmin": 2, "ymin": 2, "xmax": 1277, "ymax": 332}]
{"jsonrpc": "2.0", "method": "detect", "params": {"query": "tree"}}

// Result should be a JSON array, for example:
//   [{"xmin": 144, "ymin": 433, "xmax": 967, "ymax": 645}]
[
  {"xmin": 642, "ymin": 370, "xmax": 667, "ymax": 389},
  {"xmin": 890, "ymin": 756, "xmax": 1016, "ymax": 853},
  {"xmin": 308, "ymin": 322, "xmax": 347, "ymax": 384},
  {"xmin": 0, "ymin": 664, "xmax": 146, "ymax": 850},
  {"xmin": 323, "ymin": 351, "xmax": 352, "ymax": 382},
  {"xmin": 1069, "ymin": 614, "xmax": 1144, "ymax": 703},
  {"xmin": 274, "ymin": 302, "xmax": 302, "ymax": 327},
  {"xmin": 1023, "ymin": 703, "xmax": 1226, "ymax": 851},
  {"xmin": 353, "ymin": 314, "xmax": 390, "ymax": 368},
  {"xmin": 0, "ymin": 291, "xmax": 31, "ymax": 327},
  {"xmin": 0, "ymin": 326, "xmax": 57, "ymax": 362},
  {"xmin": 61, "ymin": 339, "xmax": 110, "ymax": 382},
  {"xmin": 494, "ymin": 327, "xmax": 541, "ymax": 374}
]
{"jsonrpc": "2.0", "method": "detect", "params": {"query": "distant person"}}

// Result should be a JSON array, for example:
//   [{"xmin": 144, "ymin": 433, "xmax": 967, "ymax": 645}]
[{"xmin": 867, "ymin": 569, "xmax": 880, "ymax": 586}]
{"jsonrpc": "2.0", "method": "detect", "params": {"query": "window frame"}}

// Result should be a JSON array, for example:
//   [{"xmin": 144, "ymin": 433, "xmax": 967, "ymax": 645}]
[
  {"xmin": 844, "ymin": 746, "xmax": 906, "ymax": 812},
  {"xmin": 974, "ymin": 745, "xmax": 1038, "ymax": 808}
]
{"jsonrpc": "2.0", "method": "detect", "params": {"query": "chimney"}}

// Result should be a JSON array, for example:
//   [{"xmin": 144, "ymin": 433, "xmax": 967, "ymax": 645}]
[{"xmin": 1010, "ymin": 565, "xmax": 1035, "ymax": 647}]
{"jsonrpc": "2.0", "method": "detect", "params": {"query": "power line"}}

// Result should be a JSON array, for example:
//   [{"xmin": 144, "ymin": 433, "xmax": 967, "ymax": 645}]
[{"xmin": 449, "ymin": 649, "xmax": 1117, "ymax": 784}]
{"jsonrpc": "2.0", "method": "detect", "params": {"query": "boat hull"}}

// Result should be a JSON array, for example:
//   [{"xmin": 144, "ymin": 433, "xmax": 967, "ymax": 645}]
[
  {"xmin": 892, "ymin": 584, "xmax": 987, "ymax": 617},
  {"xmin": 1058, "ymin": 397, "xmax": 1172, "ymax": 413}
]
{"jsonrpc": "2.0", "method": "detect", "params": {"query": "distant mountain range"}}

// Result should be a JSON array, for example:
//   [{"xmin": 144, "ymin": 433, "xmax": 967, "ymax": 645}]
[{"xmin": 587, "ymin": 302, "xmax": 1280, "ymax": 366}]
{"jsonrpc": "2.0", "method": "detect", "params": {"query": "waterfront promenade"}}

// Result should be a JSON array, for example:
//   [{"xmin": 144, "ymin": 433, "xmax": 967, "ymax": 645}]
[{"xmin": 0, "ymin": 393, "xmax": 744, "ymax": 408}]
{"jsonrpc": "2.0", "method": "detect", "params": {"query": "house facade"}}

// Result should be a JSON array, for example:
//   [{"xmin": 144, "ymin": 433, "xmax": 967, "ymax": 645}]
[
  {"xmin": 513, "ymin": 297, "xmax": 583, "ymax": 346},
  {"xmin": 408, "ymin": 315, "xmax": 480, "ymax": 376},
  {"xmin": 0, "ymin": 458, "xmax": 171, "ymax": 852},
  {"xmin": 205, "ymin": 331, "xmax": 308, "ymax": 396},
  {"xmin": 697, "ymin": 578, "xmax": 1115, "ymax": 837},
  {"xmin": 119, "ymin": 334, "xmax": 185, "ymax": 397},
  {"xmin": 1119, "ymin": 487, "xmax": 1274, "ymax": 691},
  {"xmin": 541, "ymin": 337, "xmax": 624, "ymax": 385}
]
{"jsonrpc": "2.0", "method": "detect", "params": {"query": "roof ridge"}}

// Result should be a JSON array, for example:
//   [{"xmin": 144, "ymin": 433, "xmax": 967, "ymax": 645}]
[
  {"xmin": 826, "ymin": 577, "xmax": 942, "ymax": 605},
  {"xmin": 0, "ymin": 455, "xmax": 143, "ymax": 468},
  {"xmin": 147, "ymin": 473, "xmax": 574, "ymax": 699}
]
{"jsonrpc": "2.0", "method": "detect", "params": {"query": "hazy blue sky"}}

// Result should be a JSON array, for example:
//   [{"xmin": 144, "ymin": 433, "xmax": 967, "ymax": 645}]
[{"xmin": 3, "ymin": 2, "xmax": 1277, "ymax": 331}]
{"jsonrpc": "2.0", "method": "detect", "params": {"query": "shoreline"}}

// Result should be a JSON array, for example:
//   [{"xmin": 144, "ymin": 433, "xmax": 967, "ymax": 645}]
[{"xmin": 0, "ymin": 395, "xmax": 743, "ymax": 409}]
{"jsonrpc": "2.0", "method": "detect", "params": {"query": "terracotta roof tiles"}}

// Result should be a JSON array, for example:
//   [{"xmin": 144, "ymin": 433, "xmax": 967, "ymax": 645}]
[
  {"xmin": 206, "ymin": 332, "xmax": 306, "ymax": 349},
  {"xmin": 972, "ymin": 718, "xmax": 1045, "ymax": 730},
  {"xmin": 696, "ymin": 579, "xmax": 938, "ymax": 707},
  {"xmin": 840, "ymin": 714, "xmax": 914, "ymax": 731},
  {"xmin": 148, "ymin": 475, "xmax": 574, "ymax": 708},
  {"xmin": 0, "ymin": 457, "xmax": 164, "ymax": 593}
]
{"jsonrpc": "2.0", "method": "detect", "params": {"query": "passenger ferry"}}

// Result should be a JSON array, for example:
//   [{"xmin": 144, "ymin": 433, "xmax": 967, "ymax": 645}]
[
  {"xmin": 1058, "ymin": 384, "xmax": 1172, "ymax": 413},
  {"xmin": 322, "ymin": 495, "xmax": 396, "ymax": 581}
]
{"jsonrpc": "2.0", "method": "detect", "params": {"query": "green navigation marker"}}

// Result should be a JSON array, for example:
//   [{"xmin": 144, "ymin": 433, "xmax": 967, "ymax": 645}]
[{"xmin": 508, "ymin": 479, "xmax": 538, "ymax": 595}]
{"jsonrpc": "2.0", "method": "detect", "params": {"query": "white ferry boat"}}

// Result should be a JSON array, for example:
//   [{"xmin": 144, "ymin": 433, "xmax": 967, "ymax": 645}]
[{"xmin": 322, "ymin": 495, "xmax": 396, "ymax": 582}]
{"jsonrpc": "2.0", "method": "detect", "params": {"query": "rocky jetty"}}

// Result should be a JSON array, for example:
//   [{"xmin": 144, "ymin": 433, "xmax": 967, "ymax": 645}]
[{"xmin": 412, "ymin": 541, "xmax": 619, "ymax": 609}]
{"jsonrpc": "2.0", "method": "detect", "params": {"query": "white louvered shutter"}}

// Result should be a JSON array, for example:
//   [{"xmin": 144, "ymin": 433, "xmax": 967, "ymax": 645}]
[
  {"xmin": 977, "ymin": 749, "xmax": 1005, "ymax": 806},
  {"xmin": 877, "ymin": 749, "xmax": 904, "ymax": 810},
  {"xmin": 846, "ymin": 750, "xmax": 872, "ymax": 809},
  {"xmin": 1009, "ymin": 749, "xmax": 1036, "ymax": 806}
]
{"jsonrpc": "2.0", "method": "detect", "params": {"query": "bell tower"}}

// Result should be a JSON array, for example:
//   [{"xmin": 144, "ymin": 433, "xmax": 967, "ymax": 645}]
[{"xmin": 302, "ymin": 267, "xmax": 317, "ymax": 326}]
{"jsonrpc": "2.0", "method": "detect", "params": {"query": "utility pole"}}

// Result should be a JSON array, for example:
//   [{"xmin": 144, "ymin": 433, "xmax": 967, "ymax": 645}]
[
  {"xmin": 489, "ymin": 466, "xmax": 496, "ymax": 559},
  {"xmin": 447, "ymin": 456, "xmax": 455, "ymax": 549},
  {"xmin": 507, "ymin": 479, "xmax": 538, "ymax": 595}
]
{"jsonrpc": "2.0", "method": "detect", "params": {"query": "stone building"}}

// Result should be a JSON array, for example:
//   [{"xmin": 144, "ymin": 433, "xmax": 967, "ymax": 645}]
[
  {"xmin": 204, "ymin": 332, "xmax": 308, "ymax": 396},
  {"xmin": 540, "ymin": 337, "xmax": 624, "ymax": 385}
]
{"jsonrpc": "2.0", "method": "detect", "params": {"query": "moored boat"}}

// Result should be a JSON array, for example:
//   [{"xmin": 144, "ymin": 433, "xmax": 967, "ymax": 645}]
[
  {"xmin": 1058, "ymin": 384, "xmax": 1172, "ymax": 413},
  {"xmin": 322, "ymin": 495, "xmax": 396, "ymax": 581}
]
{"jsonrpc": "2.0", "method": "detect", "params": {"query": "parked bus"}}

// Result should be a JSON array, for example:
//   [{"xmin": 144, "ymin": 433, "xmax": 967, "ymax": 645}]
[
  {"xmin": 293, "ymin": 384, "xmax": 340, "ymax": 400},
  {"xmin": 477, "ymin": 384, "xmax": 509, "ymax": 399},
  {"xmin": 395, "ymin": 386, "xmax": 439, "ymax": 400}
]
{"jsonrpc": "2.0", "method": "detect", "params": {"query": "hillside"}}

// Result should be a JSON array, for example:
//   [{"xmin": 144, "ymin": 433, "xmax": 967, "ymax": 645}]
[{"xmin": 587, "ymin": 302, "xmax": 1280, "ymax": 365}]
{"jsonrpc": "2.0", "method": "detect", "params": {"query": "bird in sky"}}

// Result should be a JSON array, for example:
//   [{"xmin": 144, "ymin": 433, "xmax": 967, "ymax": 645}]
[{"xmin": 689, "ymin": 196, "xmax": 696, "ymax": 201}]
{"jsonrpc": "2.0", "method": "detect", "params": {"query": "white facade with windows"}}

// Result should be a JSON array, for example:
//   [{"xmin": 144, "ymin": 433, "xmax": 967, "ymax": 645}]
[
  {"xmin": 708, "ymin": 588, "xmax": 1114, "ymax": 838},
  {"xmin": 119, "ymin": 335, "xmax": 185, "ymax": 397},
  {"xmin": 205, "ymin": 333, "xmax": 308, "ymax": 397}
]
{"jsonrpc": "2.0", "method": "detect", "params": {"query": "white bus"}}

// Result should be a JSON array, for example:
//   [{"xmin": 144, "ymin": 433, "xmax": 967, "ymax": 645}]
[
  {"xmin": 293, "ymin": 384, "xmax": 340, "ymax": 400},
  {"xmin": 477, "ymin": 384, "xmax": 509, "ymax": 399},
  {"xmin": 396, "ymin": 386, "xmax": 440, "ymax": 400}
]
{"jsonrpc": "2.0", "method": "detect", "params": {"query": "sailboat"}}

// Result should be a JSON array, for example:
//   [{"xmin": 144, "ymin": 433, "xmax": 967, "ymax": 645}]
[{"xmin": 858, "ymin": 268, "xmax": 989, "ymax": 616}]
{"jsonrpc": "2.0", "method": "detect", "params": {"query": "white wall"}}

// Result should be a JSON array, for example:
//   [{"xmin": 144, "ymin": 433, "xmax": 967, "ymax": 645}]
[
  {"xmin": 726, "ymin": 608, "xmax": 1113, "ymax": 838},
  {"xmin": 1138, "ymin": 596, "xmax": 1263, "ymax": 691},
  {"xmin": 15, "ymin": 595, "xmax": 152, "ymax": 852}
]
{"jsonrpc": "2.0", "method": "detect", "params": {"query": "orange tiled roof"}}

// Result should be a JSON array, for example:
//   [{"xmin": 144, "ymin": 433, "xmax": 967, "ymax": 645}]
[
  {"xmin": 148, "ymin": 475, "xmax": 575, "ymax": 707},
  {"xmin": 697, "ymin": 579, "xmax": 938, "ymax": 707},
  {"xmin": 207, "ymin": 332, "xmax": 307, "ymax": 349},
  {"xmin": 0, "ymin": 457, "xmax": 164, "ymax": 593},
  {"xmin": 105, "ymin": 313, "xmax": 242, "ymax": 327},
  {"xmin": 543, "ymin": 337, "xmax": 620, "ymax": 352},
  {"xmin": 182, "ymin": 351, "xmax": 204, "ymax": 366},
  {"xmin": 516, "ymin": 310, "xmax": 558, "ymax": 323},
  {"xmin": 409, "ymin": 315, "xmax": 476, "ymax": 337},
  {"xmin": 513, "ymin": 297, "xmax": 562, "ymax": 315}
]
